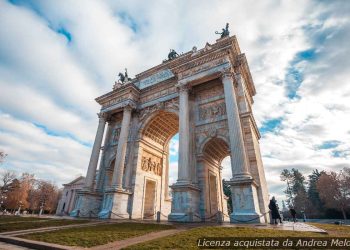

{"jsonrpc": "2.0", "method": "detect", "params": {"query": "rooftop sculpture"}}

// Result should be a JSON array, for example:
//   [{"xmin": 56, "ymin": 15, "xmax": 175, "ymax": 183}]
[{"xmin": 215, "ymin": 23, "xmax": 230, "ymax": 38}]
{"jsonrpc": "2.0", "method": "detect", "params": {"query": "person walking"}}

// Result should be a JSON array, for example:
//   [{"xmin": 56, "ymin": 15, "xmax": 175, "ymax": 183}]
[
  {"xmin": 290, "ymin": 207, "xmax": 297, "ymax": 222},
  {"xmin": 268, "ymin": 196, "xmax": 280, "ymax": 225}
]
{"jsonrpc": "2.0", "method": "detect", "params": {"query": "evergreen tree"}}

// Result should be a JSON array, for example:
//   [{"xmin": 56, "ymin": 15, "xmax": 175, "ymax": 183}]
[
  {"xmin": 307, "ymin": 169, "xmax": 324, "ymax": 216},
  {"xmin": 280, "ymin": 168, "xmax": 307, "ymax": 211},
  {"xmin": 280, "ymin": 169, "xmax": 294, "ymax": 206},
  {"xmin": 222, "ymin": 179, "xmax": 232, "ymax": 213}
]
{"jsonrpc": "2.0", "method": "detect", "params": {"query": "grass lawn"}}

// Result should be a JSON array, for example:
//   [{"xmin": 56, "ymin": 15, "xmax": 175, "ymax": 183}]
[
  {"xmin": 21, "ymin": 222, "xmax": 175, "ymax": 248},
  {"xmin": 0, "ymin": 218, "xmax": 90, "ymax": 233},
  {"xmin": 123, "ymin": 226, "xmax": 335, "ymax": 250},
  {"xmin": 0, "ymin": 216, "xmax": 48, "ymax": 223}
]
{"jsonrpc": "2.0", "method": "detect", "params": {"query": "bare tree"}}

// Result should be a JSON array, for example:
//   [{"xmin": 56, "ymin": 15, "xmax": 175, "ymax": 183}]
[
  {"xmin": 317, "ymin": 169, "xmax": 350, "ymax": 220},
  {"xmin": 1, "ymin": 171, "xmax": 16, "ymax": 190}
]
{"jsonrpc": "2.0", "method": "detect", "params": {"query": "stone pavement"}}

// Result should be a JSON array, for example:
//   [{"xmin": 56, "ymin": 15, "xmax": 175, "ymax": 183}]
[
  {"xmin": 221, "ymin": 221, "xmax": 327, "ymax": 233},
  {"xmin": 0, "ymin": 221, "xmax": 105, "ymax": 237},
  {"xmin": 90, "ymin": 228, "xmax": 187, "ymax": 250}
]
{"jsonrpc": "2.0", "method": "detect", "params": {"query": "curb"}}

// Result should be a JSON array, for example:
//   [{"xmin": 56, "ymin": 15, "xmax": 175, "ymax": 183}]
[{"xmin": 0, "ymin": 235, "xmax": 77, "ymax": 250}]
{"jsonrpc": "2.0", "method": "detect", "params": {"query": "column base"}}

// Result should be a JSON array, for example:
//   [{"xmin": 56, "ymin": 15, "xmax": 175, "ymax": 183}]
[
  {"xmin": 98, "ymin": 188, "xmax": 131, "ymax": 219},
  {"xmin": 226, "ymin": 178, "xmax": 266, "ymax": 224},
  {"xmin": 70, "ymin": 190, "xmax": 102, "ymax": 218},
  {"xmin": 168, "ymin": 183, "xmax": 201, "ymax": 222}
]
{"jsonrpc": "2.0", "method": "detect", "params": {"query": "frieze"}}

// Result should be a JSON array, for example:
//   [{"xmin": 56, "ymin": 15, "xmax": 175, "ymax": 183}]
[
  {"xmin": 195, "ymin": 84, "xmax": 224, "ymax": 102},
  {"xmin": 175, "ymin": 50, "xmax": 228, "ymax": 75},
  {"xmin": 140, "ymin": 86, "xmax": 177, "ymax": 104},
  {"xmin": 195, "ymin": 120, "xmax": 228, "ymax": 133},
  {"xmin": 140, "ymin": 151, "xmax": 162, "ymax": 176},
  {"xmin": 139, "ymin": 99, "xmax": 179, "ymax": 122},
  {"xmin": 178, "ymin": 57, "xmax": 227, "ymax": 79}
]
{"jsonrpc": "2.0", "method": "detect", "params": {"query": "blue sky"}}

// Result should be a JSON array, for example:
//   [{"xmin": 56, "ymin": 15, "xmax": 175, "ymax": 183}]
[{"xmin": 1, "ymin": 0, "xmax": 350, "ymax": 203}]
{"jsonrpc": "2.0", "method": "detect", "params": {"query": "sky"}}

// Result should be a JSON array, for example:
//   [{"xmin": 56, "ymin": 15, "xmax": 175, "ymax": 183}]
[{"xmin": 1, "ymin": 0, "xmax": 350, "ymax": 204}]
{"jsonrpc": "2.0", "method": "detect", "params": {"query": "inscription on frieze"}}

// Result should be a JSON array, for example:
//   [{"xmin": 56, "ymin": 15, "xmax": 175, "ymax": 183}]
[
  {"xmin": 138, "ymin": 69, "xmax": 174, "ymax": 89},
  {"xmin": 140, "ymin": 151, "xmax": 162, "ymax": 176}
]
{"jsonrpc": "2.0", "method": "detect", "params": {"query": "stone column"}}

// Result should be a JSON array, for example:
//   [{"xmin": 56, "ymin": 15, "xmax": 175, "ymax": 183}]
[
  {"xmin": 177, "ymin": 84, "xmax": 191, "ymax": 183},
  {"xmin": 111, "ymin": 103, "xmax": 134, "ymax": 189},
  {"xmin": 96, "ymin": 121, "xmax": 112, "ymax": 191},
  {"xmin": 168, "ymin": 83, "xmax": 200, "ymax": 222},
  {"xmin": 84, "ymin": 112, "xmax": 107, "ymax": 189},
  {"xmin": 222, "ymin": 70, "xmax": 251, "ymax": 180},
  {"xmin": 222, "ymin": 69, "xmax": 263, "ymax": 223}
]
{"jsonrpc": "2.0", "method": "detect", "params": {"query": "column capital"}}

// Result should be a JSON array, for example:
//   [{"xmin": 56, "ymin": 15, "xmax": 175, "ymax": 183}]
[
  {"xmin": 175, "ymin": 82, "xmax": 191, "ymax": 93},
  {"xmin": 220, "ymin": 67, "xmax": 234, "ymax": 80},
  {"xmin": 122, "ymin": 100, "xmax": 137, "ymax": 111},
  {"xmin": 97, "ymin": 112, "xmax": 108, "ymax": 121}
]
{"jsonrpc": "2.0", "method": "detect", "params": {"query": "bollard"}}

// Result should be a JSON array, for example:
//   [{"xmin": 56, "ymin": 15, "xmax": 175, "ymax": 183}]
[
  {"xmin": 269, "ymin": 211, "xmax": 274, "ymax": 224},
  {"xmin": 156, "ymin": 211, "xmax": 161, "ymax": 222},
  {"xmin": 188, "ymin": 212, "xmax": 193, "ymax": 222},
  {"xmin": 217, "ymin": 211, "xmax": 223, "ymax": 224}
]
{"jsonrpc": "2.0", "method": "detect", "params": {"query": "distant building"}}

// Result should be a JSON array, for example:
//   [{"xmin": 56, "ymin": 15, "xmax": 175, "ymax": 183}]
[{"xmin": 56, "ymin": 176, "xmax": 85, "ymax": 215}]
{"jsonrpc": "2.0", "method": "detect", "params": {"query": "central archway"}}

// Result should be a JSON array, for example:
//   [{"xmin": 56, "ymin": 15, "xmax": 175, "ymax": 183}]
[{"xmin": 131, "ymin": 110, "xmax": 179, "ymax": 220}]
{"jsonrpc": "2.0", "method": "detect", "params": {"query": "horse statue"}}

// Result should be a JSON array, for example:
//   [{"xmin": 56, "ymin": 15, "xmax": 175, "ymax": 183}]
[
  {"xmin": 168, "ymin": 49, "xmax": 179, "ymax": 60},
  {"xmin": 215, "ymin": 23, "xmax": 230, "ymax": 38},
  {"xmin": 118, "ymin": 68, "xmax": 132, "ymax": 84}
]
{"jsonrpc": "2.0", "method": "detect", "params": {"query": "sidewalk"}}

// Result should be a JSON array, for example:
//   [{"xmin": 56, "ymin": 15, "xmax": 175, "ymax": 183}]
[{"xmin": 220, "ymin": 221, "xmax": 327, "ymax": 233}]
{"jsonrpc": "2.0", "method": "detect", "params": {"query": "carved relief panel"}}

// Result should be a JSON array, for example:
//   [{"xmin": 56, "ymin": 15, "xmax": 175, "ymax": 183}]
[
  {"xmin": 198, "ymin": 101, "xmax": 226, "ymax": 121},
  {"xmin": 140, "ymin": 150, "xmax": 163, "ymax": 176}
]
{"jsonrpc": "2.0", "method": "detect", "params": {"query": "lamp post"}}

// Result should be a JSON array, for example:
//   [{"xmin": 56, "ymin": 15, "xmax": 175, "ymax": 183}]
[
  {"xmin": 0, "ymin": 189, "xmax": 8, "ymax": 212},
  {"xmin": 39, "ymin": 202, "xmax": 45, "ymax": 216},
  {"xmin": 0, "ymin": 194, "xmax": 7, "ymax": 212},
  {"xmin": 17, "ymin": 201, "xmax": 23, "ymax": 215}
]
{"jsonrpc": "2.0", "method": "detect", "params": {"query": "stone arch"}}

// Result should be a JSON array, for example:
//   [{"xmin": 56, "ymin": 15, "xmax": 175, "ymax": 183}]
[
  {"xmin": 131, "ymin": 109, "xmax": 179, "ymax": 219},
  {"xmin": 139, "ymin": 110, "xmax": 179, "ymax": 149},
  {"xmin": 138, "ymin": 109, "xmax": 179, "ymax": 145},
  {"xmin": 199, "ymin": 135, "xmax": 230, "ymax": 160},
  {"xmin": 202, "ymin": 137, "xmax": 230, "ymax": 166},
  {"xmin": 199, "ymin": 137, "xmax": 231, "ymax": 219}
]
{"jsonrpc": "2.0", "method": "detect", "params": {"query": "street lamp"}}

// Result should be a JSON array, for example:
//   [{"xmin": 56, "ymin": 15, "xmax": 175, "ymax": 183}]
[
  {"xmin": 17, "ymin": 201, "xmax": 23, "ymax": 215},
  {"xmin": 0, "ymin": 194, "xmax": 7, "ymax": 211},
  {"xmin": 39, "ymin": 202, "xmax": 45, "ymax": 216}
]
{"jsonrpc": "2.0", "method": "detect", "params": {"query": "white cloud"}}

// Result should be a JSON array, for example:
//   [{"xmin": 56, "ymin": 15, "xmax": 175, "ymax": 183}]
[
  {"xmin": 169, "ymin": 137, "xmax": 179, "ymax": 156},
  {"xmin": 0, "ymin": 113, "xmax": 90, "ymax": 184}
]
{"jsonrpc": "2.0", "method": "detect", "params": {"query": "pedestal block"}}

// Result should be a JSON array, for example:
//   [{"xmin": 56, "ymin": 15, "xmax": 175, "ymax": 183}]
[
  {"xmin": 227, "ymin": 178, "xmax": 265, "ymax": 223},
  {"xmin": 70, "ymin": 190, "xmax": 102, "ymax": 218},
  {"xmin": 98, "ymin": 188, "xmax": 131, "ymax": 219},
  {"xmin": 168, "ymin": 183, "xmax": 201, "ymax": 222}
]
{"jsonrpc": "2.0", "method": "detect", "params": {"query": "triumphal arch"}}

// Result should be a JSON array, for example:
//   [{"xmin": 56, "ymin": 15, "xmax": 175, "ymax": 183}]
[{"xmin": 71, "ymin": 33, "xmax": 269, "ymax": 223}]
